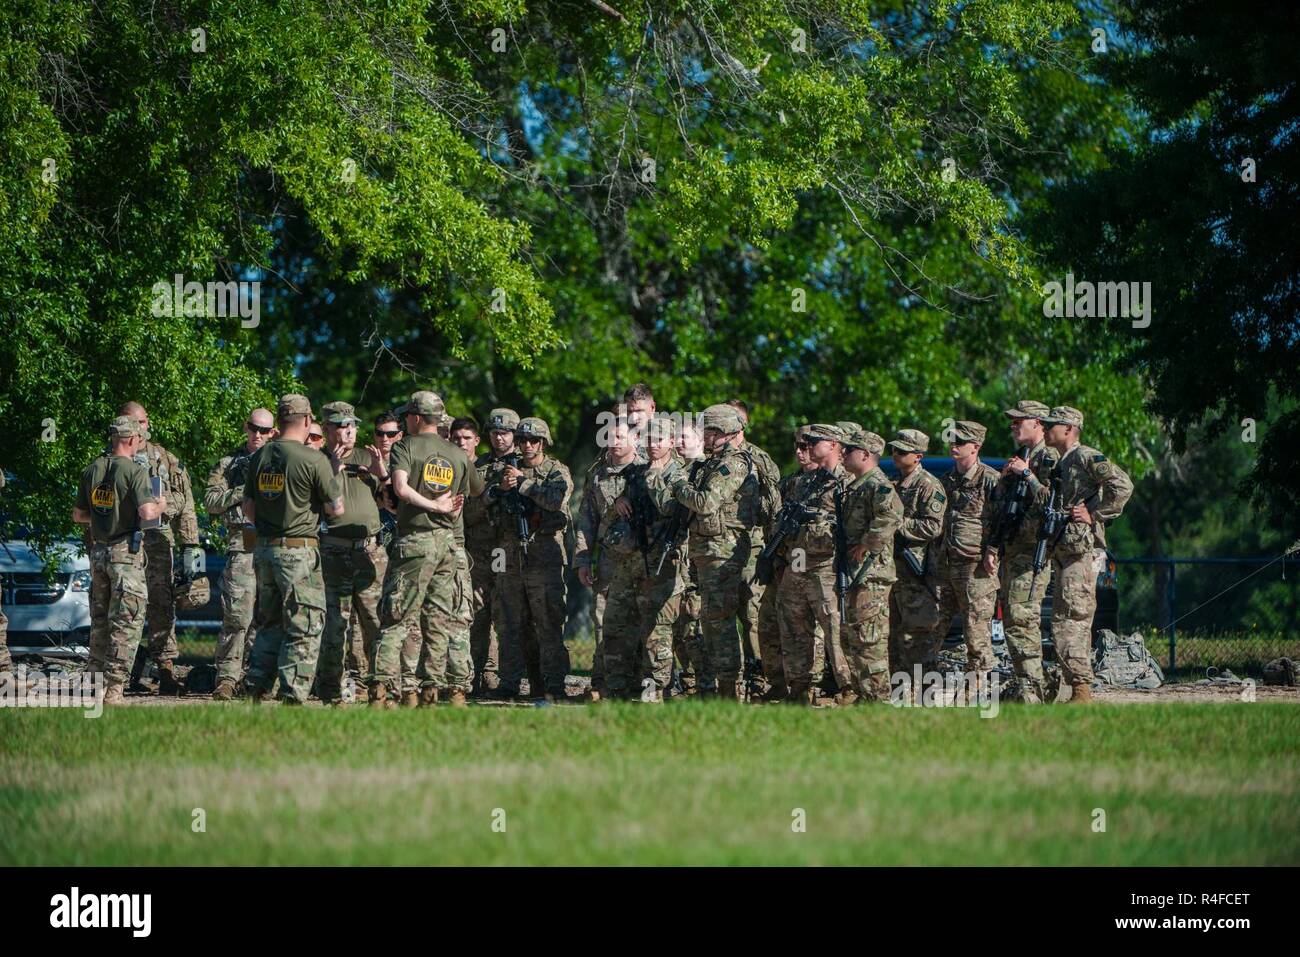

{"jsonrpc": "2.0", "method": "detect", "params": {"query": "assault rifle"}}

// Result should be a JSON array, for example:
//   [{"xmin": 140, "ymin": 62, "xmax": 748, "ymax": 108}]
[
  {"xmin": 499, "ymin": 453, "xmax": 531, "ymax": 557},
  {"xmin": 831, "ymin": 476, "xmax": 849, "ymax": 620},
  {"xmin": 624, "ymin": 464, "xmax": 654, "ymax": 575},
  {"xmin": 753, "ymin": 467, "xmax": 835, "ymax": 586},
  {"xmin": 985, "ymin": 444, "xmax": 1032, "ymax": 561},
  {"xmin": 1030, "ymin": 472, "xmax": 1102, "ymax": 597},
  {"xmin": 654, "ymin": 458, "xmax": 711, "ymax": 575}
]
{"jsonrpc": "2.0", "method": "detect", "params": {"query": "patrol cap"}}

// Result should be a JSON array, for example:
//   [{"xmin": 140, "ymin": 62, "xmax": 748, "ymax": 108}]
[
  {"xmin": 793, "ymin": 424, "xmax": 812, "ymax": 439},
  {"xmin": 322, "ymin": 401, "xmax": 359, "ymax": 426},
  {"xmin": 1042, "ymin": 406, "xmax": 1084, "ymax": 429},
  {"xmin": 516, "ymin": 416, "xmax": 552, "ymax": 444},
  {"xmin": 1003, "ymin": 399, "xmax": 1050, "ymax": 420},
  {"xmin": 845, "ymin": 429, "xmax": 885, "ymax": 455},
  {"xmin": 108, "ymin": 415, "xmax": 144, "ymax": 438},
  {"xmin": 699, "ymin": 404, "xmax": 744, "ymax": 434},
  {"xmin": 887, "ymin": 429, "xmax": 930, "ymax": 454},
  {"xmin": 487, "ymin": 408, "xmax": 520, "ymax": 431},
  {"xmin": 952, "ymin": 420, "xmax": 987, "ymax": 445},
  {"xmin": 278, "ymin": 393, "xmax": 313, "ymax": 417},
  {"xmin": 400, "ymin": 390, "xmax": 445, "ymax": 417},
  {"xmin": 804, "ymin": 423, "xmax": 848, "ymax": 444},
  {"xmin": 835, "ymin": 420, "xmax": 862, "ymax": 436}
]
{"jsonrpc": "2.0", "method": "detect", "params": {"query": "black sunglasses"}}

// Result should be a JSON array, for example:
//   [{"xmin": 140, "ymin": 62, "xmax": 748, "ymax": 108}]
[
  {"xmin": 246, "ymin": 423, "xmax": 274, "ymax": 435},
  {"xmin": 375, "ymin": 428, "xmax": 401, "ymax": 438},
  {"xmin": 307, "ymin": 433, "xmax": 324, "ymax": 442}
]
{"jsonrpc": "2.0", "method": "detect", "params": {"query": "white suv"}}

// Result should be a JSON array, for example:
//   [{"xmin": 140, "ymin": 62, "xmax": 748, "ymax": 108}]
[{"xmin": 0, "ymin": 539, "xmax": 91, "ymax": 657}]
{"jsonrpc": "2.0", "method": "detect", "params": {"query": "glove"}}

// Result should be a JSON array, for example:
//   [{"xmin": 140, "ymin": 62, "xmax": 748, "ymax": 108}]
[{"xmin": 180, "ymin": 545, "xmax": 206, "ymax": 581}]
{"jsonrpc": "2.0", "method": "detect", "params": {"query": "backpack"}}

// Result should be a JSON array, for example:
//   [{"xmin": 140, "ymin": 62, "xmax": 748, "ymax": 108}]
[
  {"xmin": 1092, "ymin": 630, "xmax": 1164, "ymax": 689},
  {"xmin": 1262, "ymin": 657, "xmax": 1299, "ymax": 686}
]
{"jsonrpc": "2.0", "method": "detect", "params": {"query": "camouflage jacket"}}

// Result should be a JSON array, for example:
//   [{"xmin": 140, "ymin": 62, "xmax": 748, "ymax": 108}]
[
  {"xmin": 204, "ymin": 445, "xmax": 256, "ymax": 552},
  {"xmin": 464, "ymin": 451, "xmax": 504, "ymax": 560},
  {"xmin": 936, "ymin": 460, "xmax": 1000, "ymax": 566},
  {"xmin": 785, "ymin": 463, "xmax": 849, "ymax": 567},
  {"xmin": 573, "ymin": 452, "xmax": 639, "ymax": 572},
  {"xmin": 991, "ymin": 440, "xmax": 1059, "ymax": 556},
  {"xmin": 843, "ymin": 465, "xmax": 904, "ymax": 584},
  {"xmin": 669, "ymin": 444, "xmax": 752, "ymax": 559},
  {"xmin": 138, "ymin": 439, "xmax": 199, "ymax": 546},
  {"xmin": 736, "ymin": 439, "xmax": 781, "ymax": 539},
  {"xmin": 1039, "ymin": 443, "xmax": 1133, "ymax": 559},
  {"xmin": 487, "ymin": 455, "xmax": 573, "ymax": 566},
  {"xmin": 893, "ymin": 466, "xmax": 945, "ymax": 579}
]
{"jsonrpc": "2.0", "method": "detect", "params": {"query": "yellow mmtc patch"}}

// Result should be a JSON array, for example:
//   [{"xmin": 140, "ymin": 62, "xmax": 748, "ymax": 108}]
[
  {"xmin": 90, "ymin": 484, "xmax": 115, "ymax": 510},
  {"xmin": 423, "ymin": 459, "xmax": 454, "ymax": 491},
  {"xmin": 258, "ymin": 471, "xmax": 285, "ymax": 495}
]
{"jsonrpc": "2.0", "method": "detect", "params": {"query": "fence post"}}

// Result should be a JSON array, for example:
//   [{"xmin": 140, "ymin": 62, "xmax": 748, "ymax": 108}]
[{"xmin": 1166, "ymin": 560, "xmax": 1177, "ymax": 674}]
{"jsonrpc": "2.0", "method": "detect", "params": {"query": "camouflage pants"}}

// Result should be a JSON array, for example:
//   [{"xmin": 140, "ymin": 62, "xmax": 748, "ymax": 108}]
[
  {"xmin": 246, "ymin": 545, "xmax": 327, "ymax": 704},
  {"xmin": 144, "ymin": 532, "xmax": 178, "ymax": 664},
  {"xmin": 317, "ymin": 539, "xmax": 387, "ymax": 700},
  {"xmin": 495, "ymin": 558, "xmax": 569, "ymax": 696},
  {"xmin": 1051, "ymin": 552, "xmax": 1096, "ymax": 687},
  {"xmin": 672, "ymin": 582, "xmax": 710, "ymax": 687},
  {"xmin": 756, "ymin": 567, "xmax": 786, "ymax": 694},
  {"xmin": 1000, "ymin": 550, "xmax": 1046, "ymax": 691},
  {"xmin": 371, "ymin": 529, "xmax": 455, "ymax": 693},
  {"xmin": 214, "ymin": 550, "xmax": 257, "ymax": 683},
  {"xmin": 602, "ymin": 557, "xmax": 682, "ymax": 696},
  {"xmin": 0, "ymin": 605, "xmax": 10, "ymax": 674},
  {"xmin": 416, "ymin": 547, "xmax": 473, "ymax": 693},
  {"xmin": 843, "ymin": 581, "xmax": 892, "ymax": 700},
  {"xmin": 693, "ymin": 544, "xmax": 749, "ymax": 688},
  {"xmin": 590, "ymin": 577, "xmax": 609, "ymax": 695},
  {"xmin": 467, "ymin": 549, "xmax": 499, "ymax": 686},
  {"xmin": 738, "ymin": 540, "xmax": 764, "ymax": 665},
  {"xmin": 86, "ymin": 543, "xmax": 149, "ymax": 691},
  {"xmin": 889, "ymin": 574, "xmax": 941, "ymax": 674},
  {"xmin": 926, "ymin": 561, "xmax": 997, "ymax": 671},
  {"xmin": 777, "ymin": 562, "xmax": 846, "ymax": 696}
]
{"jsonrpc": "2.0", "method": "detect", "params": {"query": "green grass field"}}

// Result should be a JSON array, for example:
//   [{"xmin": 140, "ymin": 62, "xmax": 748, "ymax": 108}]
[{"xmin": 2, "ymin": 700, "xmax": 1297, "ymax": 865}]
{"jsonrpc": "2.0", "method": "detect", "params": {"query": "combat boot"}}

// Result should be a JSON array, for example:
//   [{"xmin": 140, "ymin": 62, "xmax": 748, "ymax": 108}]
[
  {"xmin": 368, "ymin": 684, "xmax": 396, "ymax": 710},
  {"xmin": 582, "ymin": 688, "xmax": 602, "ymax": 703},
  {"xmin": 212, "ymin": 677, "xmax": 237, "ymax": 701},
  {"xmin": 418, "ymin": 686, "xmax": 439, "ymax": 707},
  {"xmin": 1069, "ymin": 682, "xmax": 1093, "ymax": 704},
  {"xmin": 836, "ymin": 689, "xmax": 860, "ymax": 707},
  {"xmin": 1019, "ymin": 680, "xmax": 1044, "ymax": 705},
  {"xmin": 526, "ymin": 667, "xmax": 545, "ymax": 698},
  {"xmin": 447, "ymin": 689, "xmax": 469, "ymax": 708},
  {"xmin": 402, "ymin": 689, "xmax": 421, "ymax": 708},
  {"xmin": 716, "ymin": 679, "xmax": 739, "ymax": 701},
  {"xmin": 102, "ymin": 683, "xmax": 126, "ymax": 706},
  {"xmin": 156, "ymin": 661, "xmax": 182, "ymax": 696}
]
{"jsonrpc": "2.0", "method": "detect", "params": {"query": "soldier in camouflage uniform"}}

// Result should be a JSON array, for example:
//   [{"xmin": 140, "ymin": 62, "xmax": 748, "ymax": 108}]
[
  {"xmin": 887, "ymin": 430, "xmax": 946, "ymax": 676},
  {"xmin": 1038, "ymin": 406, "xmax": 1133, "ymax": 704},
  {"xmin": 775, "ymin": 424, "xmax": 851, "ymax": 705},
  {"xmin": 840, "ymin": 428, "xmax": 904, "ymax": 702},
  {"xmin": 72, "ymin": 416, "xmax": 164, "ymax": 704},
  {"xmin": 670, "ymin": 421, "xmax": 710, "ymax": 693},
  {"xmin": 489, "ymin": 417, "xmax": 573, "ymax": 700},
  {"xmin": 574, "ymin": 414, "xmax": 639, "ymax": 700},
  {"xmin": 923, "ymin": 421, "xmax": 1001, "ymax": 677},
  {"xmin": 315, "ymin": 401, "xmax": 388, "ymax": 706},
  {"xmin": 370, "ymin": 392, "xmax": 479, "ymax": 708},
  {"xmin": 118, "ymin": 402, "xmax": 201, "ymax": 695},
  {"xmin": 981, "ymin": 400, "xmax": 1059, "ymax": 703},
  {"xmin": 242, "ymin": 395, "xmax": 345, "ymax": 705},
  {"xmin": 666, "ymin": 405, "xmax": 761, "ymax": 701},
  {"xmin": 204, "ymin": 408, "xmax": 276, "ymax": 700}
]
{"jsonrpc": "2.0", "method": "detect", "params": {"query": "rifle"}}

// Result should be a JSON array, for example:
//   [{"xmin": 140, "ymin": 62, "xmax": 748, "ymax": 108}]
[
  {"xmin": 624, "ymin": 464, "xmax": 654, "ymax": 575},
  {"xmin": 899, "ymin": 546, "xmax": 939, "ymax": 601},
  {"xmin": 1031, "ymin": 470, "xmax": 1104, "ymax": 598},
  {"xmin": 498, "ymin": 453, "xmax": 531, "ymax": 557},
  {"xmin": 985, "ymin": 444, "xmax": 1032, "ymax": 560},
  {"xmin": 831, "ymin": 476, "xmax": 849, "ymax": 620},
  {"xmin": 654, "ymin": 457, "xmax": 711, "ymax": 575},
  {"xmin": 752, "ymin": 467, "xmax": 835, "ymax": 586}
]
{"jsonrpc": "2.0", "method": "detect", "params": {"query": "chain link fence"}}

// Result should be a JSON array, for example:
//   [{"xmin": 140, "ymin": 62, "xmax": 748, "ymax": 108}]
[{"xmin": 1114, "ymin": 553, "xmax": 1300, "ymax": 681}]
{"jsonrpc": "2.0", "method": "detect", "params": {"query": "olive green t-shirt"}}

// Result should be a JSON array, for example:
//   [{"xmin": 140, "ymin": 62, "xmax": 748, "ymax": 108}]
[
  {"xmin": 246, "ymin": 439, "xmax": 342, "ymax": 539},
  {"xmin": 77, "ymin": 454, "xmax": 157, "ymax": 544},
  {"xmin": 389, "ymin": 433, "xmax": 483, "ymax": 536},
  {"xmin": 324, "ymin": 446, "xmax": 383, "ymax": 539}
]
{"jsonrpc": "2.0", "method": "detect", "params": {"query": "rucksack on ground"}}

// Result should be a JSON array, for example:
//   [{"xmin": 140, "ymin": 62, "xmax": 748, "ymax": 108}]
[{"xmin": 1093, "ymin": 629, "xmax": 1164, "ymax": 690}]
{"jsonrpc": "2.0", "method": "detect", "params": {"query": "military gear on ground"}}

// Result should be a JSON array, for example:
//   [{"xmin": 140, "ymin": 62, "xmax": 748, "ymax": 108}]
[
  {"xmin": 1092, "ymin": 630, "xmax": 1164, "ymax": 689},
  {"xmin": 1263, "ymin": 657, "xmax": 1299, "ymax": 686}
]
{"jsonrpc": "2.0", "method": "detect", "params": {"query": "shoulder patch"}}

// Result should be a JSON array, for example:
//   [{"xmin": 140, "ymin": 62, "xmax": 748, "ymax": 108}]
[
  {"xmin": 928, "ymin": 498, "xmax": 944, "ymax": 514},
  {"xmin": 1093, "ymin": 453, "xmax": 1107, "ymax": 463},
  {"xmin": 934, "ymin": 491, "xmax": 946, "ymax": 503},
  {"xmin": 1096, "ymin": 463, "xmax": 1113, "ymax": 477},
  {"xmin": 877, "ymin": 484, "xmax": 892, "ymax": 496},
  {"xmin": 718, "ymin": 465, "xmax": 730, "ymax": 477}
]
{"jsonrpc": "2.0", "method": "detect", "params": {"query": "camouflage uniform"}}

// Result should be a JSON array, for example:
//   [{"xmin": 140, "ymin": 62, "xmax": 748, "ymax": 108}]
[
  {"xmin": 78, "ymin": 419, "xmax": 159, "ymax": 697},
  {"xmin": 135, "ymin": 436, "xmax": 200, "ymax": 669},
  {"xmin": 840, "ymin": 430, "xmax": 904, "ymax": 700},
  {"xmin": 205, "ymin": 445, "xmax": 259, "ymax": 686},
  {"xmin": 465, "ymin": 450, "xmax": 503, "ymax": 691},
  {"xmin": 735, "ymin": 439, "xmax": 781, "ymax": 689},
  {"xmin": 1038, "ymin": 408, "xmax": 1133, "ymax": 691},
  {"xmin": 988, "ymin": 401, "xmax": 1059, "ymax": 699},
  {"xmin": 924, "ymin": 422, "xmax": 1001, "ymax": 672},
  {"xmin": 243, "ymin": 397, "xmax": 342, "ymax": 704},
  {"xmin": 756, "ymin": 466, "xmax": 810, "ymax": 699},
  {"xmin": 887, "ymin": 430, "xmax": 946, "ymax": 674},
  {"xmin": 667, "ymin": 406, "xmax": 760, "ymax": 699},
  {"xmin": 489, "ymin": 418, "xmax": 573, "ymax": 697}
]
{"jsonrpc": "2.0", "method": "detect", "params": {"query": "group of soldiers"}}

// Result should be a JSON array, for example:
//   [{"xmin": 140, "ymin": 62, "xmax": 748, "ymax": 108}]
[{"xmin": 37, "ymin": 384, "xmax": 1134, "ymax": 708}]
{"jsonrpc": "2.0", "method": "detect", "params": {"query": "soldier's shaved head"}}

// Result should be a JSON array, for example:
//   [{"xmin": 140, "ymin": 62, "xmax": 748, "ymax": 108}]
[
  {"xmin": 249, "ymin": 408, "xmax": 273, "ymax": 428},
  {"xmin": 118, "ymin": 400, "xmax": 147, "ymax": 418}
]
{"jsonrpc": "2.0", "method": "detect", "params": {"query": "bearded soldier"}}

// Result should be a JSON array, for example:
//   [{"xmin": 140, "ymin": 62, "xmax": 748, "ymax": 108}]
[
  {"xmin": 887, "ymin": 429, "xmax": 946, "ymax": 676},
  {"xmin": 118, "ymin": 401, "xmax": 200, "ymax": 695},
  {"xmin": 490, "ymin": 417, "xmax": 573, "ymax": 701},
  {"xmin": 666, "ymin": 404, "xmax": 759, "ymax": 701},
  {"xmin": 923, "ymin": 421, "xmax": 1001, "ymax": 681},
  {"xmin": 981, "ymin": 400, "xmax": 1059, "ymax": 703},
  {"xmin": 840, "ymin": 428, "xmax": 904, "ymax": 702},
  {"xmin": 1039, "ymin": 406, "xmax": 1133, "ymax": 704},
  {"xmin": 205, "ymin": 408, "xmax": 276, "ymax": 700},
  {"xmin": 72, "ymin": 417, "xmax": 165, "ymax": 704}
]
